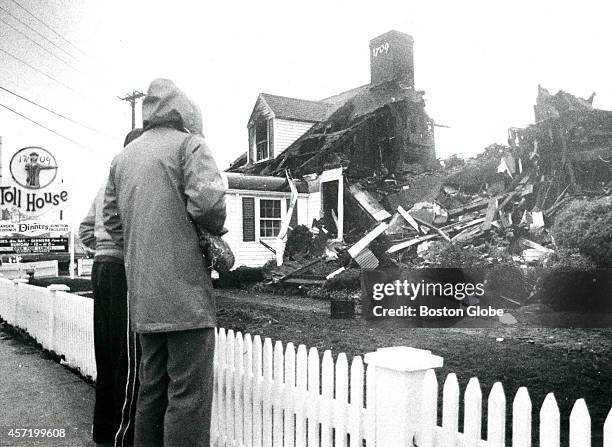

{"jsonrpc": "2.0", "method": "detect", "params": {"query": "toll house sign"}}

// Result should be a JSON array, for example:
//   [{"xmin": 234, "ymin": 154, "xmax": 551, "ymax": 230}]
[{"xmin": 0, "ymin": 144, "xmax": 70, "ymax": 255}]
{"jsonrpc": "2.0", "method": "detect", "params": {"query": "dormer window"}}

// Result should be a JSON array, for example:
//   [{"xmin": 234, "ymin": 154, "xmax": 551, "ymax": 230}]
[{"xmin": 255, "ymin": 119, "xmax": 270, "ymax": 162}]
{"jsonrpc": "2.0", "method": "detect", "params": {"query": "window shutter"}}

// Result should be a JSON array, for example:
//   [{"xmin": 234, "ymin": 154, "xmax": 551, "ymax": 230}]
[
  {"xmin": 248, "ymin": 125, "xmax": 254, "ymax": 163},
  {"xmin": 268, "ymin": 118, "xmax": 274, "ymax": 158},
  {"xmin": 242, "ymin": 197, "xmax": 255, "ymax": 241},
  {"xmin": 286, "ymin": 198, "xmax": 298, "ymax": 229}
]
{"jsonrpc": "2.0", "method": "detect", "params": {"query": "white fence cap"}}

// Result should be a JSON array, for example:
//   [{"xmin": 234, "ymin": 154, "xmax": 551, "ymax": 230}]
[
  {"xmin": 47, "ymin": 284, "xmax": 71, "ymax": 292},
  {"xmin": 364, "ymin": 346, "xmax": 443, "ymax": 372}
]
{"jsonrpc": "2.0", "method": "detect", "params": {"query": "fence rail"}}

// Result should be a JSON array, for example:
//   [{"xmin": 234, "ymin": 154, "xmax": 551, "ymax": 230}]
[{"xmin": 0, "ymin": 278, "xmax": 610, "ymax": 446}]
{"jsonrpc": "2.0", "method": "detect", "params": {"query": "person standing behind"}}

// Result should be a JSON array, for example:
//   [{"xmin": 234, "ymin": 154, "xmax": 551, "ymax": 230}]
[
  {"xmin": 79, "ymin": 127, "xmax": 143, "ymax": 446},
  {"xmin": 103, "ymin": 78, "xmax": 226, "ymax": 447}
]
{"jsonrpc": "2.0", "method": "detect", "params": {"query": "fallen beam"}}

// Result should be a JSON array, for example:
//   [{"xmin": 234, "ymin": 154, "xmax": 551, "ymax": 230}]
[
  {"xmin": 348, "ymin": 222, "xmax": 389, "ymax": 258},
  {"xmin": 397, "ymin": 206, "xmax": 423, "ymax": 233},
  {"xmin": 349, "ymin": 183, "xmax": 392, "ymax": 222},
  {"xmin": 411, "ymin": 215, "xmax": 451, "ymax": 242},
  {"xmin": 387, "ymin": 234, "xmax": 438, "ymax": 254}
]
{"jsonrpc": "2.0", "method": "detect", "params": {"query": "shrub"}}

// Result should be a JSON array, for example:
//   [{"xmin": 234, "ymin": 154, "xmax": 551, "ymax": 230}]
[
  {"xmin": 552, "ymin": 197, "xmax": 612, "ymax": 267},
  {"xmin": 305, "ymin": 287, "xmax": 357, "ymax": 301},
  {"xmin": 324, "ymin": 269, "xmax": 361, "ymax": 290},
  {"xmin": 423, "ymin": 242, "xmax": 487, "ymax": 268},
  {"xmin": 214, "ymin": 267, "xmax": 264, "ymax": 289},
  {"xmin": 284, "ymin": 225, "xmax": 313, "ymax": 257}
]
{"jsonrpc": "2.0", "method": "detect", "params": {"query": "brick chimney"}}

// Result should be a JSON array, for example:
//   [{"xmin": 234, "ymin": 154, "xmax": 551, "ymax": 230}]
[{"xmin": 369, "ymin": 30, "xmax": 414, "ymax": 87}]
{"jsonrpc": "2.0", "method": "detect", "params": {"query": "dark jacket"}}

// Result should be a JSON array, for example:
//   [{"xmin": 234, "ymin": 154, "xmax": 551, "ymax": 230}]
[
  {"xmin": 103, "ymin": 78, "xmax": 226, "ymax": 333},
  {"xmin": 78, "ymin": 181, "xmax": 124, "ymax": 261}
]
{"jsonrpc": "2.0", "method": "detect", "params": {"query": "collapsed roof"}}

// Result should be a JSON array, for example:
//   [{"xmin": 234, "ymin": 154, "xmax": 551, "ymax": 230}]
[{"xmin": 230, "ymin": 81, "xmax": 436, "ymax": 178}]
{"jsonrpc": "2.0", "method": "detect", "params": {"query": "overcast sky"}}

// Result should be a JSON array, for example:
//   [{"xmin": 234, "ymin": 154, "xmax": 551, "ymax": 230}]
[{"xmin": 1, "ymin": 0, "xmax": 611, "ymax": 220}]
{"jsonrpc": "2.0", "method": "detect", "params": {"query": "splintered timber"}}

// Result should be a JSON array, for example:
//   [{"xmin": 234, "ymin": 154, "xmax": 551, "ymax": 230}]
[{"xmin": 0, "ymin": 186, "xmax": 68, "ymax": 212}]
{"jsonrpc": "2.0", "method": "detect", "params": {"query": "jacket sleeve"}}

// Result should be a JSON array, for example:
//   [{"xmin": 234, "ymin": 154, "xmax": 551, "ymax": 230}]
[
  {"xmin": 102, "ymin": 159, "xmax": 124, "ymax": 246},
  {"xmin": 183, "ymin": 136, "xmax": 227, "ymax": 236},
  {"xmin": 78, "ymin": 199, "xmax": 96, "ymax": 250}
]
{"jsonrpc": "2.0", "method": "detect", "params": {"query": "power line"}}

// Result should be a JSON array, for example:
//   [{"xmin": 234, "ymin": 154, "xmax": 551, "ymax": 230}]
[
  {"xmin": 0, "ymin": 85, "xmax": 120, "ymax": 140},
  {"xmin": 0, "ymin": 45, "xmax": 123, "ymax": 111},
  {"xmin": 0, "ymin": 3, "xmax": 84, "ymax": 66},
  {"xmin": 0, "ymin": 46, "xmax": 83, "ymax": 95},
  {"xmin": 0, "ymin": 15, "xmax": 92, "ymax": 79},
  {"xmin": 7, "ymin": 0, "xmax": 91, "ymax": 60},
  {"xmin": 0, "ymin": 101, "xmax": 105, "ymax": 155}
]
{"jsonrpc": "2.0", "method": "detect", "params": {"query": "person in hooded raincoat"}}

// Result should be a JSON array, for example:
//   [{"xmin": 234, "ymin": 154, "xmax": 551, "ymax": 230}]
[{"xmin": 103, "ymin": 78, "xmax": 226, "ymax": 447}]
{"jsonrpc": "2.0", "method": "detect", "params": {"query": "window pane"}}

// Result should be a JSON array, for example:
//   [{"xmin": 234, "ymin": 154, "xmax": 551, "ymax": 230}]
[
  {"xmin": 256, "ymin": 120, "xmax": 268, "ymax": 142},
  {"xmin": 260, "ymin": 200, "xmax": 281, "ymax": 218},
  {"xmin": 260, "ymin": 219, "xmax": 281, "ymax": 237}
]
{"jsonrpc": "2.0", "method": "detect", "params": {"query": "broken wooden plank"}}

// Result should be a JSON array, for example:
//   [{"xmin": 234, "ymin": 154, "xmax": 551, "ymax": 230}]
[
  {"xmin": 349, "ymin": 183, "xmax": 392, "ymax": 222},
  {"xmin": 519, "ymin": 238, "xmax": 553, "ymax": 253},
  {"xmin": 347, "ymin": 222, "xmax": 389, "ymax": 258},
  {"xmin": 482, "ymin": 198, "xmax": 498, "ymax": 231},
  {"xmin": 326, "ymin": 267, "xmax": 346, "ymax": 280},
  {"xmin": 277, "ymin": 170, "xmax": 298, "ymax": 239},
  {"xmin": 276, "ymin": 258, "xmax": 324, "ymax": 283},
  {"xmin": 451, "ymin": 225, "xmax": 484, "ymax": 243},
  {"xmin": 411, "ymin": 215, "xmax": 451, "ymax": 242},
  {"xmin": 283, "ymin": 277, "xmax": 326, "ymax": 286},
  {"xmin": 448, "ymin": 199, "xmax": 489, "ymax": 217},
  {"xmin": 386, "ymin": 234, "xmax": 438, "ymax": 254},
  {"xmin": 259, "ymin": 240, "xmax": 276, "ymax": 254},
  {"xmin": 397, "ymin": 205, "xmax": 422, "ymax": 233},
  {"xmin": 440, "ymin": 217, "xmax": 486, "ymax": 233}
]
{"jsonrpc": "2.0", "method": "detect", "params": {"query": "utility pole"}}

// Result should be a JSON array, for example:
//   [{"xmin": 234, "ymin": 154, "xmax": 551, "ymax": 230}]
[{"xmin": 119, "ymin": 90, "xmax": 145, "ymax": 129}]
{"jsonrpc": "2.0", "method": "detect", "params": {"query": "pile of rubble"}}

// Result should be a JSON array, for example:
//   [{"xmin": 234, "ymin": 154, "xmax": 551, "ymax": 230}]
[{"xmin": 267, "ymin": 87, "xmax": 612, "ymax": 289}]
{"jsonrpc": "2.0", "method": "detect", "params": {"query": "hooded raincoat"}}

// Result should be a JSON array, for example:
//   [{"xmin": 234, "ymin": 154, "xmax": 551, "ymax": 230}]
[{"xmin": 103, "ymin": 79, "xmax": 226, "ymax": 333}]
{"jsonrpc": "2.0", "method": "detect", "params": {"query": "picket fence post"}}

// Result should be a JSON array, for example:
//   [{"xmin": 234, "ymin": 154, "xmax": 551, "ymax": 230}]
[
  {"xmin": 364, "ymin": 346, "xmax": 443, "ymax": 446},
  {"xmin": 46, "ymin": 284, "xmax": 68, "ymax": 352}
]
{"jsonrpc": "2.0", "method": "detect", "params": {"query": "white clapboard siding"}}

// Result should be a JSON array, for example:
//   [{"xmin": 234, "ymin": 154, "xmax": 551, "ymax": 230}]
[
  {"xmin": 306, "ymin": 192, "xmax": 321, "ymax": 227},
  {"xmin": 274, "ymin": 119, "xmax": 315, "ymax": 155}
]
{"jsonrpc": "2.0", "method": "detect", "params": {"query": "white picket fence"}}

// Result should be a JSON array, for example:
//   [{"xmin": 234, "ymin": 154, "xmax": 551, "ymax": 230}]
[
  {"xmin": 0, "ymin": 277, "xmax": 610, "ymax": 446},
  {"xmin": 0, "ymin": 277, "xmax": 96, "ymax": 378},
  {"xmin": 212, "ymin": 328, "xmax": 612, "ymax": 447}
]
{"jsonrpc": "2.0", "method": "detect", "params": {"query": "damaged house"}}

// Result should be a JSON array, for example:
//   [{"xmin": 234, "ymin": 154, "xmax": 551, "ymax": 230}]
[{"xmin": 222, "ymin": 30, "xmax": 438, "ymax": 268}]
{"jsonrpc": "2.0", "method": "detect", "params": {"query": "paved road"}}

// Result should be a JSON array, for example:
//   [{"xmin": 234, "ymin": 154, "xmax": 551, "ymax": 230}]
[{"xmin": 0, "ymin": 324, "xmax": 96, "ymax": 447}]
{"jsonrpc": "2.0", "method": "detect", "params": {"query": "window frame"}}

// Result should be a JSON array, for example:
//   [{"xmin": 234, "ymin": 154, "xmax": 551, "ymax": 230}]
[
  {"xmin": 259, "ymin": 198, "xmax": 282, "ymax": 238},
  {"xmin": 253, "ymin": 118, "xmax": 273, "ymax": 163}
]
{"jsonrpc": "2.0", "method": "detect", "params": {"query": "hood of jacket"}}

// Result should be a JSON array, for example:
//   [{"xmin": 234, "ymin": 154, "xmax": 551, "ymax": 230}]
[{"xmin": 142, "ymin": 78, "xmax": 203, "ymax": 134}]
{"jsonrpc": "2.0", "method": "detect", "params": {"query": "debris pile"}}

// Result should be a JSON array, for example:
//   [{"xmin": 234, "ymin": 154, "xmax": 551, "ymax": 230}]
[{"xmin": 266, "ymin": 87, "xmax": 612, "ymax": 297}]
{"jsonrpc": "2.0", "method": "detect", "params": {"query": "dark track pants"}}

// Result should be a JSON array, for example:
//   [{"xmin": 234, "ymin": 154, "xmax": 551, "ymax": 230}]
[
  {"xmin": 92, "ymin": 261, "xmax": 139, "ymax": 446},
  {"xmin": 134, "ymin": 328, "xmax": 215, "ymax": 447}
]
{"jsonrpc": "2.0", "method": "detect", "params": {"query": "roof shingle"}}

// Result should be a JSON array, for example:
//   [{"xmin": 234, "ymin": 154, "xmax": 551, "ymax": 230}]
[{"xmin": 260, "ymin": 93, "xmax": 333, "ymax": 122}]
